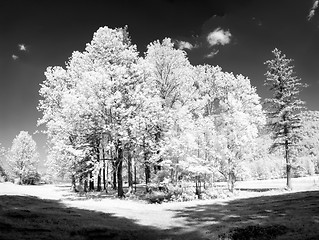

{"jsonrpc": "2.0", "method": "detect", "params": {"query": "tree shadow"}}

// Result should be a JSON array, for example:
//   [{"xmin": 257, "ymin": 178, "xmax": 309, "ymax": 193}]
[
  {"xmin": 2, "ymin": 191, "xmax": 319, "ymax": 240},
  {"xmin": 0, "ymin": 195, "xmax": 175, "ymax": 240},
  {"xmin": 235, "ymin": 187, "xmax": 281, "ymax": 192},
  {"xmin": 171, "ymin": 190, "xmax": 319, "ymax": 239}
]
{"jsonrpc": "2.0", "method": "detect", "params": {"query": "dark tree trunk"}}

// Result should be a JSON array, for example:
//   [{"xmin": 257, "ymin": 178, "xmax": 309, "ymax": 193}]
[
  {"xmin": 134, "ymin": 164, "xmax": 137, "ymax": 193},
  {"xmin": 84, "ymin": 177, "xmax": 88, "ymax": 192},
  {"xmin": 128, "ymin": 151, "xmax": 133, "ymax": 188},
  {"xmin": 112, "ymin": 161, "xmax": 117, "ymax": 190},
  {"xmin": 283, "ymin": 117, "xmax": 292, "ymax": 190},
  {"xmin": 103, "ymin": 148, "xmax": 106, "ymax": 191},
  {"xmin": 143, "ymin": 137, "xmax": 151, "ymax": 192},
  {"xmin": 116, "ymin": 143, "xmax": 124, "ymax": 198},
  {"xmin": 89, "ymin": 172, "xmax": 94, "ymax": 191},
  {"xmin": 145, "ymin": 163, "xmax": 151, "ymax": 193},
  {"xmin": 106, "ymin": 159, "xmax": 109, "ymax": 193},
  {"xmin": 195, "ymin": 175, "xmax": 202, "ymax": 199},
  {"xmin": 154, "ymin": 131, "xmax": 162, "ymax": 173},
  {"xmin": 71, "ymin": 174, "xmax": 77, "ymax": 192},
  {"xmin": 97, "ymin": 168, "xmax": 102, "ymax": 191},
  {"xmin": 145, "ymin": 164, "xmax": 151, "ymax": 184},
  {"xmin": 285, "ymin": 139, "xmax": 292, "ymax": 190},
  {"xmin": 79, "ymin": 176, "xmax": 83, "ymax": 192}
]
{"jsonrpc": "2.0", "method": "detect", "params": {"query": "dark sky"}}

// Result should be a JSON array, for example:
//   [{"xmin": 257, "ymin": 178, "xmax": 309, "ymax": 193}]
[{"xmin": 1, "ymin": 0, "xmax": 318, "ymax": 169}]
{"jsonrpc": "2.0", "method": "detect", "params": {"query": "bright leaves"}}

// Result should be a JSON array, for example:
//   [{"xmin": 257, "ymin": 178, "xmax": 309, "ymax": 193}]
[{"xmin": 38, "ymin": 26, "xmax": 265, "ymax": 195}]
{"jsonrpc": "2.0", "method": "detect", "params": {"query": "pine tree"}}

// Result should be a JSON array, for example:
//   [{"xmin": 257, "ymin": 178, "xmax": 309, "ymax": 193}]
[{"xmin": 264, "ymin": 48, "xmax": 307, "ymax": 189}]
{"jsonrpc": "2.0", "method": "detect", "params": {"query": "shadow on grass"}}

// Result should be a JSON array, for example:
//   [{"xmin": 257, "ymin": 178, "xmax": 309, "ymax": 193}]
[
  {"xmin": 0, "ymin": 195, "xmax": 174, "ymax": 240},
  {"xmin": 2, "ymin": 191, "xmax": 319, "ymax": 240},
  {"xmin": 235, "ymin": 188, "xmax": 282, "ymax": 192},
  {"xmin": 55, "ymin": 184, "xmax": 148, "ymax": 201},
  {"xmin": 171, "ymin": 190, "xmax": 319, "ymax": 239}
]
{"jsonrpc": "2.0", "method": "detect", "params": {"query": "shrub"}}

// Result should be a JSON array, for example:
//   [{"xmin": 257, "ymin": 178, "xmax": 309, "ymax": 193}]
[
  {"xmin": 21, "ymin": 171, "xmax": 41, "ymax": 185},
  {"xmin": 144, "ymin": 191, "xmax": 169, "ymax": 204},
  {"xmin": 249, "ymin": 156, "xmax": 284, "ymax": 180},
  {"xmin": 201, "ymin": 187, "xmax": 234, "ymax": 200},
  {"xmin": 0, "ymin": 165, "xmax": 8, "ymax": 182}
]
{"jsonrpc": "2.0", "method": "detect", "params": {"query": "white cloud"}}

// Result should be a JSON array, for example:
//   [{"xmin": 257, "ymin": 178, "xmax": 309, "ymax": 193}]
[
  {"xmin": 176, "ymin": 40, "xmax": 195, "ymax": 50},
  {"xmin": 308, "ymin": 0, "xmax": 319, "ymax": 20},
  {"xmin": 207, "ymin": 28, "xmax": 232, "ymax": 47},
  {"xmin": 205, "ymin": 49, "xmax": 219, "ymax": 58},
  {"xmin": 18, "ymin": 44, "xmax": 27, "ymax": 51},
  {"xmin": 12, "ymin": 54, "xmax": 19, "ymax": 60}
]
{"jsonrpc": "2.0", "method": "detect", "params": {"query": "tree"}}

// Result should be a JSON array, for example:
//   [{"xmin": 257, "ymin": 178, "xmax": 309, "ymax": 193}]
[
  {"xmin": 212, "ymin": 70, "xmax": 265, "ymax": 192},
  {"xmin": 264, "ymin": 48, "xmax": 307, "ymax": 190},
  {"xmin": 142, "ymin": 38, "xmax": 197, "ymax": 186},
  {"xmin": 38, "ymin": 26, "xmax": 141, "ymax": 197},
  {"xmin": 298, "ymin": 110, "xmax": 319, "ymax": 174},
  {"xmin": 7, "ymin": 131, "xmax": 39, "ymax": 184},
  {"xmin": 0, "ymin": 144, "xmax": 7, "ymax": 181}
]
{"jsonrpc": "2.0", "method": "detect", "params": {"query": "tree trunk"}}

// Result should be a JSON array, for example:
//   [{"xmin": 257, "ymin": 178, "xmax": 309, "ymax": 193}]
[
  {"xmin": 144, "ymin": 145, "xmax": 151, "ymax": 192},
  {"xmin": 89, "ymin": 171, "xmax": 94, "ymax": 191},
  {"xmin": 103, "ymin": 148, "xmax": 106, "ymax": 191},
  {"xmin": 97, "ymin": 168, "xmax": 102, "ymax": 191},
  {"xmin": 84, "ymin": 177, "xmax": 88, "ymax": 192},
  {"xmin": 227, "ymin": 171, "xmax": 235, "ymax": 193},
  {"xmin": 128, "ymin": 150, "xmax": 133, "ymax": 188},
  {"xmin": 71, "ymin": 174, "xmax": 77, "ymax": 192},
  {"xmin": 285, "ymin": 139, "xmax": 292, "ymax": 190},
  {"xmin": 112, "ymin": 161, "xmax": 117, "ymax": 190},
  {"xmin": 134, "ymin": 163, "xmax": 137, "ymax": 193},
  {"xmin": 145, "ymin": 164, "xmax": 151, "ymax": 183},
  {"xmin": 145, "ymin": 163, "xmax": 151, "ymax": 192},
  {"xmin": 195, "ymin": 175, "xmax": 201, "ymax": 199},
  {"xmin": 106, "ymin": 159, "xmax": 109, "ymax": 193},
  {"xmin": 116, "ymin": 143, "xmax": 124, "ymax": 198},
  {"xmin": 170, "ymin": 169, "xmax": 174, "ymax": 185}
]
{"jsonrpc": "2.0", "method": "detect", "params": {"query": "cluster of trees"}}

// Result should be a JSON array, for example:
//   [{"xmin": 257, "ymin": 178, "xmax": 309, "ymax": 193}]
[
  {"xmin": 0, "ymin": 131, "xmax": 40, "ymax": 184},
  {"xmin": 36, "ymin": 26, "xmax": 317, "ymax": 197}
]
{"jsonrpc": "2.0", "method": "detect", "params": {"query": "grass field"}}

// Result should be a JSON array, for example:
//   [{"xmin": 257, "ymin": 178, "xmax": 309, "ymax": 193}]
[{"xmin": 0, "ymin": 176, "xmax": 319, "ymax": 239}]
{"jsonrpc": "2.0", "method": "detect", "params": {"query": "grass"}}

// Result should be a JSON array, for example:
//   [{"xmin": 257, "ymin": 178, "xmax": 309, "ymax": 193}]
[
  {"xmin": 0, "ymin": 195, "xmax": 164, "ymax": 240},
  {"xmin": 171, "ymin": 190, "xmax": 319, "ymax": 239},
  {"xmin": 0, "ymin": 176, "xmax": 319, "ymax": 239}
]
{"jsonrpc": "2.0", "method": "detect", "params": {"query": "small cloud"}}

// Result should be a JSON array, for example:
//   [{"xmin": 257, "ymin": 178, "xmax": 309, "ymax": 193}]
[
  {"xmin": 12, "ymin": 54, "xmax": 19, "ymax": 60},
  {"xmin": 175, "ymin": 40, "xmax": 198, "ymax": 50},
  {"xmin": 308, "ymin": 0, "xmax": 319, "ymax": 20},
  {"xmin": 308, "ymin": 9, "xmax": 316, "ymax": 20},
  {"xmin": 205, "ymin": 49, "xmax": 219, "ymax": 58},
  {"xmin": 18, "ymin": 43, "xmax": 27, "ymax": 51},
  {"xmin": 207, "ymin": 28, "xmax": 232, "ymax": 47}
]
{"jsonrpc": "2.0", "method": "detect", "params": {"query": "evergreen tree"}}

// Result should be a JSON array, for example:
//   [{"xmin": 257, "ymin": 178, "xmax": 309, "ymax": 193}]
[{"xmin": 264, "ymin": 48, "xmax": 307, "ymax": 189}]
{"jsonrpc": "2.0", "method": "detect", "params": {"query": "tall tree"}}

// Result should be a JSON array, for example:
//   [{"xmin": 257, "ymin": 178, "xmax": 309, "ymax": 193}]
[
  {"xmin": 38, "ymin": 26, "xmax": 140, "ymax": 197},
  {"xmin": 7, "ymin": 131, "xmax": 39, "ymax": 184},
  {"xmin": 213, "ymin": 70, "xmax": 265, "ymax": 192},
  {"xmin": 264, "ymin": 48, "xmax": 307, "ymax": 189},
  {"xmin": 142, "ymin": 38, "xmax": 196, "ymax": 185}
]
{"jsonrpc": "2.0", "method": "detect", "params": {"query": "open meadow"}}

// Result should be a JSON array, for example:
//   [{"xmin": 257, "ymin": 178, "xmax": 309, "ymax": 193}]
[{"xmin": 1, "ymin": 176, "xmax": 319, "ymax": 240}]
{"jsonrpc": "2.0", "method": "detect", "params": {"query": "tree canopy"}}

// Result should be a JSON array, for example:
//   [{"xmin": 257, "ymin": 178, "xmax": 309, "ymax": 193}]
[{"xmin": 37, "ymin": 26, "xmax": 313, "ymax": 198}]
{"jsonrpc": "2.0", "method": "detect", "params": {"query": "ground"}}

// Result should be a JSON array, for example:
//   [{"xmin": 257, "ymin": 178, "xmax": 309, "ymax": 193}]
[{"xmin": 0, "ymin": 176, "xmax": 319, "ymax": 240}]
